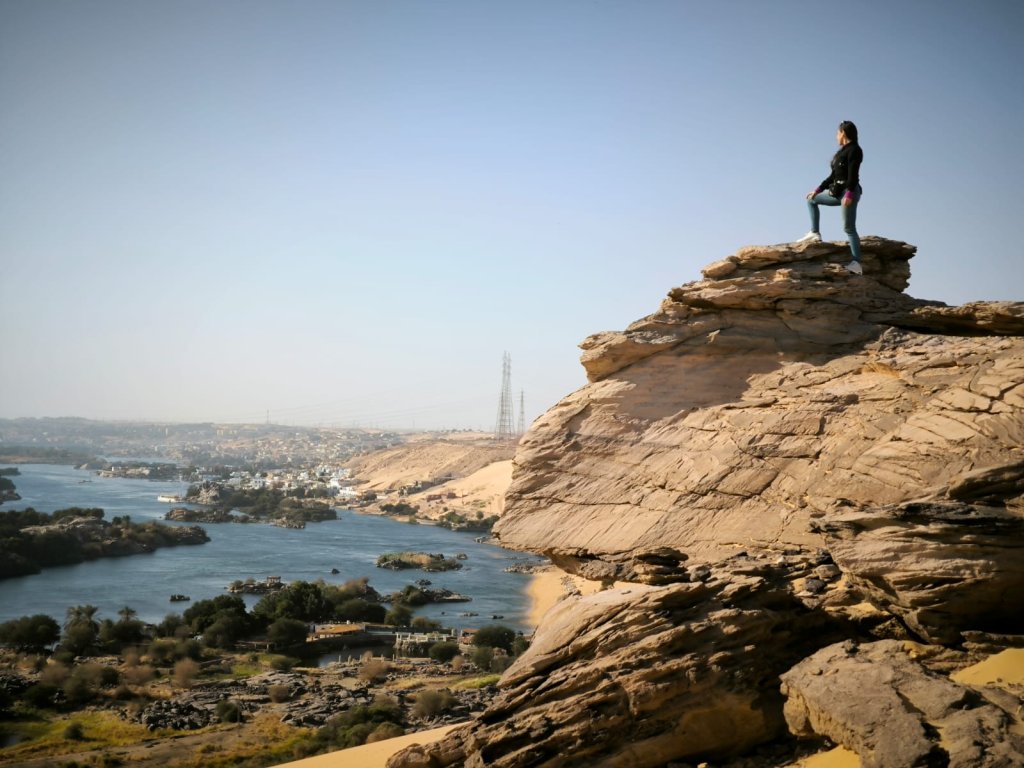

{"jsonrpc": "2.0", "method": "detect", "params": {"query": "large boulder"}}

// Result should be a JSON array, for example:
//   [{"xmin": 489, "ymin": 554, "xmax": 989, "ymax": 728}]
[
  {"xmin": 781, "ymin": 639, "xmax": 1024, "ymax": 768},
  {"xmin": 815, "ymin": 501, "xmax": 1024, "ymax": 643}
]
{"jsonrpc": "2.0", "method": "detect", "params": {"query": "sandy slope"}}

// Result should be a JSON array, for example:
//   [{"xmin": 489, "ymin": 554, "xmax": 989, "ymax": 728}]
[
  {"xmin": 346, "ymin": 437, "xmax": 515, "ymax": 521},
  {"xmin": 276, "ymin": 725, "xmax": 459, "ymax": 768},
  {"xmin": 346, "ymin": 439, "xmax": 514, "ymax": 495},
  {"xmin": 412, "ymin": 459, "xmax": 513, "ymax": 519}
]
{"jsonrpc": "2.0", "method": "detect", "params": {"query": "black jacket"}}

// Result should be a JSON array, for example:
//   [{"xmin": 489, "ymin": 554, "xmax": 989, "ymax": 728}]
[{"xmin": 820, "ymin": 142, "xmax": 863, "ymax": 198}]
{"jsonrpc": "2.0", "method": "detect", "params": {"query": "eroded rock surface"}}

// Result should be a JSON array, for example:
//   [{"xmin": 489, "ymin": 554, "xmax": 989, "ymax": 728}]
[
  {"xmin": 815, "ymin": 501, "xmax": 1024, "ymax": 643},
  {"xmin": 781, "ymin": 640, "xmax": 1024, "ymax": 768},
  {"xmin": 496, "ymin": 239, "xmax": 1024, "ymax": 612},
  {"xmin": 391, "ymin": 561, "xmax": 842, "ymax": 768},
  {"xmin": 391, "ymin": 239, "xmax": 1024, "ymax": 768}
]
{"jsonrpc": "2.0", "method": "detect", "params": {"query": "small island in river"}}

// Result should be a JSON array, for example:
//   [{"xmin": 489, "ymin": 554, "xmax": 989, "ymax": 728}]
[
  {"xmin": 170, "ymin": 482, "xmax": 337, "ymax": 527},
  {"xmin": 0, "ymin": 507, "xmax": 209, "ymax": 579},
  {"xmin": 376, "ymin": 551, "xmax": 465, "ymax": 572}
]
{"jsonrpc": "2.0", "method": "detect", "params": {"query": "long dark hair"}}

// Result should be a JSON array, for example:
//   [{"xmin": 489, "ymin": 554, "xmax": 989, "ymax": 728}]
[{"xmin": 839, "ymin": 120, "xmax": 858, "ymax": 143}]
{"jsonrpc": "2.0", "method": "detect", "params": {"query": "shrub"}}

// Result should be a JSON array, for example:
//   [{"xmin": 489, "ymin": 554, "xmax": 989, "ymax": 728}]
[
  {"xmin": 267, "ymin": 618, "xmax": 309, "ymax": 648},
  {"xmin": 215, "ymin": 698, "xmax": 243, "ymax": 723},
  {"xmin": 40, "ymin": 661, "xmax": 71, "ymax": 687},
  {"xmin": 268, "ymin": 684, "xmax": 292, "ymax": 703},
  {"xmin": 146, "ymin": 638, "xmax": 178, "ymax": 665},
  {"xmin": 122, "ymin": 664, "xmax": 155, "ymax": 687},
  {"xmin": 512, "ymin": 636, "xmax": 530, "ymax": 657},
  {"xmin": 177, "ymin": 638, "xmax": 203, "ymax": 661},
  {"xmin": 173, "ymin": 658, "xmax": 200, "ymax": 688},
  {"xmin": 490, "ymin": 654, "xmax": 513, "ymax": 674},
  {"xmin": 367, "ymin": 694, "xmax": 402, "ymax": 722},
  {"xmin": 384, "ymin": 604, "xmax": 412, "ymax": 627},
  {"xmin": 428, "ymin": 641, "xmax": 460, "ymax": 663},
  {"xmin": 470, "ymin": 646, "xmax": 493, "ymax": 671},
  {"xmin": 112, "ymin": 683, "xmax": 135, "ymax": 701},
  {"xmin": 472, "ymin": 625, "xmax": 516, "ymax": 653},
  {"xmin": 70, "ymin": 662, "xmax": 112, "ymax": 687},
  {"xmin": 63, "ymin": 672, "xmax": 98, "ymax": 707},
  {"xmin": 22, "ymin": 683, "xmax": 60, "ymax": 708},
  {"xmin": 358, "ymin": 658, "xmax": 390, "ymax": 683},
  {"xmin": 306, "ymin": 693, "xmax": 404, "ymax": 752},
  {"xmin": 341, "ymin": 722, "xmax": 373, "ymax": 746},
  {"xmin": 63, "ymin": 721, "xmax": 85, "ymax": 740},
  {"xmin": 450, "ymin": 655, "xmax": 466, "ymax": 673},
  {"xmin": 367, "ymin": 722, "xmax": 404, "ymax": 742},
  {"xmin": 269, "ymin": 655, "xmax": 299, "ymax": 672},
  {"xmin": 411, "ymin": 688, "xmax": 456, "ymax": 719}
]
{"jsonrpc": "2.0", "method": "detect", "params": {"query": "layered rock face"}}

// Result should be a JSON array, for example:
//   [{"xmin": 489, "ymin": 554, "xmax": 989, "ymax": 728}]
[{"xmin": 390, "ymin": 239, "xmax": 1024, "ymax": 768}]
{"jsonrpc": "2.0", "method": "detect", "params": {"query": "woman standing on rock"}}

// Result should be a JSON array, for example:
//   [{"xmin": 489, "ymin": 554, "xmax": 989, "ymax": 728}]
[{"xmin": 797, "ymin": 120, "xmax": 864, "ymax": 274}]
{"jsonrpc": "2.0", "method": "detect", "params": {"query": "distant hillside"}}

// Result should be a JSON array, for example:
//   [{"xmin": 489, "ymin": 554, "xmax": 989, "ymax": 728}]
[{"xmin": 346, "ymin": 439, "xmax": 515, "ymax": 493}]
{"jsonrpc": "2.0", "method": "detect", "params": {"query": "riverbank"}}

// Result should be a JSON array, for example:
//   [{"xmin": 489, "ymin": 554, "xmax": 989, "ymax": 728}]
[
  {"xmin": 269, "ymin": 565, "xmax": 584, "ymax": 768},
  {"xmin": 0, "ymin": 466, "xmax": 533, "ymax": 631}
]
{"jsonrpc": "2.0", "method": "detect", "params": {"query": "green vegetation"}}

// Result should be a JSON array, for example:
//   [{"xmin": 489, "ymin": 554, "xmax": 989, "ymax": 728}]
[
  {"xmin": 376, "ymin": 551, "xmax": 463, "ymax": 572},
  {"xmin": 451, "ymin": 674, "xmax": 502, "ymax": 689},
  {"xmin": 428, "ymin": 641, "xmax": 461, "ymax": 663},
  {"xmin": 472, "ymin": 624, "xmax": 517, "ymax": 653},
  {"xmin": 411, "ymin": 687, "xmax": 457, "ymax": 718},
  {"xmin": 379, "ymin": 501, "xmax": 418, "ymax": 516},
  {"xmin": 0, "ymin": 709, "xmax": 160, "ymax": 765},
  {"xmin": 436, "ymin": 510, "xmax": 500, "ymax": 533},
  {"xmin": 214, "ymin": 699, "xmax": 243, "ymax": 723},
  {"xmin": 0, "ymin": 568, "xmax": 525, "ymax": 768},
  {"xmin": 0, "ymin": 507, "xmax": 209, "ymax": 579},
  {"xmin": 183, "ymin": 595, "xmax": 254, "ymax": 650},
  {"xmin": 267, "ymin": 618, "xmax": 308, "ymax": 649},
  {"xmin": 184, "ymin": 484, "xmax": 337, "ymax": 524},
  {"xmin": 0, "ymin": 614, "xmax": 60, "ymax": 652},
  {"xmin": 294, "ymin": 694, "xmax": 404, "ymax": 754}
]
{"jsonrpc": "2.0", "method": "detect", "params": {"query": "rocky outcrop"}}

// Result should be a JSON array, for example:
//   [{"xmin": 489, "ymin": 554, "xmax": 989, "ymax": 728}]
[
  {"xmin": 814, "ymin": 501, "xmax": 1024, "ymax": 644},
  {"xmin": 496, "ymin": 238, "xmax": 1023, "ymax": 572},
  {"xmin": 392, "ymin": 558, "xmax": 846, "ymax": 768},
  {"xmin": 390, "ymin": 238, "xmax": 1024, "ymax": 768},
  {"xmin": 781, "ymin": 640, "xmax": 1024, "ymax": 768}
]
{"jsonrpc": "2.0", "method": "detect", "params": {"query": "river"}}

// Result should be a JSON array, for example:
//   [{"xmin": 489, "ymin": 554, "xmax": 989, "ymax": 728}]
[{"xmin": 0, "ymin": 464, "xmax": 538, "ymax": 633}]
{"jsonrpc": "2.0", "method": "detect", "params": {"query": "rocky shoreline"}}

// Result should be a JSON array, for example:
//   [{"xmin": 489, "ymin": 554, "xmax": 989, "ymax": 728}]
[{"xmin": 0, "ymin": 511, "xmax": 210, "ymax": 579}]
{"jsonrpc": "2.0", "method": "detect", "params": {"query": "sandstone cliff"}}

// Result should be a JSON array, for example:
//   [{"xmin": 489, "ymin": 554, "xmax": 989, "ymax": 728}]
[{"xmin": 390, "ymin": 239, "xmax": 1024, "ymax": 768}]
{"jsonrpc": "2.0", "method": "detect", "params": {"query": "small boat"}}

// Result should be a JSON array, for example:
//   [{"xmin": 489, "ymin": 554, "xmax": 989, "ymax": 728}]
[{"xmin": 169, "ymin": 594, "xmax": 191, "ymax": 602}]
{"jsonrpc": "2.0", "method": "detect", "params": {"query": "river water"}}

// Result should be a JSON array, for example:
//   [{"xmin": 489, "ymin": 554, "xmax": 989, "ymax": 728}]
[{"xmin": 0, "ymin": 464, "xmax": 538, "ymax": 633}]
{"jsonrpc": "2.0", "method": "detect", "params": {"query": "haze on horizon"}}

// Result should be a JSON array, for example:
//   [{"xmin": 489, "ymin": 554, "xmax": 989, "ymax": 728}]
[{"xmin": 2, "ymin": 1, "xmax": 1022, "ymax": 431}]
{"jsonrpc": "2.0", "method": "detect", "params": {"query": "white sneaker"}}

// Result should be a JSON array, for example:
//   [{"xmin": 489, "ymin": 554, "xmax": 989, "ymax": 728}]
[
  {"xmin": 846, "ymin": 261, "xmax": 863, "ymax": 275},
  {"xmin": 796, "ymin": 231, "xmax": 822, "ymax": 243}
]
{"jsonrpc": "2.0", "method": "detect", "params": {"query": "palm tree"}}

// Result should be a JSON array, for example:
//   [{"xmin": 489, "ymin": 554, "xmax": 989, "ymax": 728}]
[
  {"xmin": 118, "ymin": 606, "xmax": 138, "ymax": 624},
  {"xmin": 65, "ymin": 604, "xmax": 100, "ymax": 632}
]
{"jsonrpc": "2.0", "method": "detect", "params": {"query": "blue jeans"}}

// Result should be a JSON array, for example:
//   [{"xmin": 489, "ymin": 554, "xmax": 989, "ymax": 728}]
[{"xmin": 807, "ymin": 187, "xmax": 861, "ymax": 262}]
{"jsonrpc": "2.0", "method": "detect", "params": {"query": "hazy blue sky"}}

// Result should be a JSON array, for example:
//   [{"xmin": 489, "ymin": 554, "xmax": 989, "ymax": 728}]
[{"xmin": 2, "ymin": 1, "xmax": 1022, "ymax": 430}]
